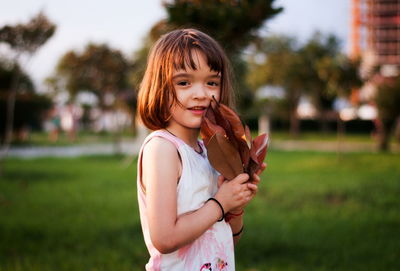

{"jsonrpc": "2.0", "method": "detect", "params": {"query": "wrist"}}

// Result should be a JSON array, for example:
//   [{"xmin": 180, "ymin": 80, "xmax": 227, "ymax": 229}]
[
  {"xmin": 225, "ymin": 209, "xmax": 244, "ymax": 222},
  {"xmin": 228, "ymin": 209, "xmax": 244, "ymax": 216},
  {"xmin": 213, "ymin": 195, "xmax": 230, "ymax": 216},
  {"xmin": 232, "ymin": 225, "xmax": 244, "ymax": 237},
  {"xmin": 206, "ymin": 198, "xmax": 225, "ymax": 222}
]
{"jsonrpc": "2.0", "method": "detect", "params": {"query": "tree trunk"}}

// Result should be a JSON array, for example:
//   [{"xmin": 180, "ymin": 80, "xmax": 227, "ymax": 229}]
[
  {"xmin": 394, "ymin": 116, "xmax": 400, "ymax": 144},
  {"xmin": 0, "ymin": 65, "xmax": 21, "ymax": 175},
  {"xmin": 112, "ymin": 109, "xmax": 122, "ymax": 155},
  {"xmin": 288, "ymin": 91, "xmax": 300, "ymax": 138},
  {"xmin": 336, "ymin": 113, "xmax": 345, "ymax": 160},
  {"xmin": 130, "ymin": 111, "xmax": 137, "ymax": 137},
  {"xmin": 289, "ymin": 107, "xmax": 300, "ymax": 138},
  {"xmin": 319, "ymin": 110, "xmax": 330, "ymax": 133},
  {"xmin": 378, "ymin": 119, "xmax": 394, "ymax": 152}
]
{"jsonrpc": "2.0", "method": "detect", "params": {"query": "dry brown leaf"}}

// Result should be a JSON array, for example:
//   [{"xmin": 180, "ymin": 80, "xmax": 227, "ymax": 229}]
[
  {"xmin": 206, "ymin": 133, "xmax": 243, "ymax": 180},
  {"xmin": 200, "ymin": 97, "xmax": 268, "ymax": 181}
]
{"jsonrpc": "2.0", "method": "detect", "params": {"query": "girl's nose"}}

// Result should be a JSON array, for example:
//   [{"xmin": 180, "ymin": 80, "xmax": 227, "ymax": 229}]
[{"xmin": 193, "ymin": 84, "xmax": 207, "ymax": 99}]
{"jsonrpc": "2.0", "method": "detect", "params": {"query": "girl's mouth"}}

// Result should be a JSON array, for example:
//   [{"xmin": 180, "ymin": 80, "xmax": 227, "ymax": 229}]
[{"xmin": 188, "ymin": 106, "xmax": 207, "ymax": 115}]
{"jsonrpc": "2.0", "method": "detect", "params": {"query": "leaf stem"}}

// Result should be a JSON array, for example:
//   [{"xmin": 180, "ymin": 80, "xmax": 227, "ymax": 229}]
[{"xmin": 212, "ymin": 95, "xmax": 220, "ymax": 106}]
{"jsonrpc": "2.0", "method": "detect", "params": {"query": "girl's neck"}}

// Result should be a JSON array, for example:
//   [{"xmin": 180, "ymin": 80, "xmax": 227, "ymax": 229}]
[{"xmin": 164, "ymin": 125, "xmax": 200, "ymax": 150}]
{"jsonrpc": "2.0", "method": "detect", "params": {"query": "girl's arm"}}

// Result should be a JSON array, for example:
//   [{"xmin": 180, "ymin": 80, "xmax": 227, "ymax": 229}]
[{"xmin": 142, "ymin": 137, "xmax": 251, "ymax": 254}]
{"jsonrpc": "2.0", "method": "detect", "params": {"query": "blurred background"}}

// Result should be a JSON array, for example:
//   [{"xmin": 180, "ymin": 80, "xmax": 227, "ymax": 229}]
[{"xmin": 0, "ymin": 0, "xmax": 399, "ymax": 270}]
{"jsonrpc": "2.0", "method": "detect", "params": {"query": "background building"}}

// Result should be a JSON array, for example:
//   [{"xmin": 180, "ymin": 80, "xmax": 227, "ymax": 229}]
[{"xmin": 351, "ymin": 0, "xmax": 400, "ymax": 77}]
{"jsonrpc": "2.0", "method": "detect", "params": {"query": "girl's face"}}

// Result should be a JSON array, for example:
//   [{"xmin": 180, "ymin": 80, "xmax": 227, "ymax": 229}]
[{"xmin": 168, "ymin": 50, "xmax": 221, "ymax": 131}]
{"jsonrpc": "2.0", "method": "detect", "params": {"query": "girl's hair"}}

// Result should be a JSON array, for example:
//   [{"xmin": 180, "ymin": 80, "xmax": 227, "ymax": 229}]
[{"xmin": 137, "ymin": 28, "xmax": 235, "ymax": 130}]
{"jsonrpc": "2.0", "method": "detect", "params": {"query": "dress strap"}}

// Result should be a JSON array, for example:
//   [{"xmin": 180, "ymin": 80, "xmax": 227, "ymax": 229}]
[{"xmin": 147, "ymin": 130, "xmax": 183, "ymax": 149}]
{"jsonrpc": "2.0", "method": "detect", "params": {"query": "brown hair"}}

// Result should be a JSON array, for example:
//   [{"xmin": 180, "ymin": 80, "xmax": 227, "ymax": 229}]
[{"xmin": 137, "ymin": 28, "xmax": 235, "ymax": 130}]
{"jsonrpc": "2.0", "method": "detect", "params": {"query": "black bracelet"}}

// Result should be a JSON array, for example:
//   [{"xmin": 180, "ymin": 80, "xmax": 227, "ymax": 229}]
[
  {"xmin": 206, "ymin": 198, "xmax": 225, "ymax": 222},
  {"xmin": 233, "ymin": 225, "xmax": 244, "ymax": 237}
]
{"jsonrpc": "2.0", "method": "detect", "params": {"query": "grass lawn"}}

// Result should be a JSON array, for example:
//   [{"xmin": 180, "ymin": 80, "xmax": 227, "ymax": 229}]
[{"xmin": 0, "ymin": 151, "xmax": 399, "ymax": 270}]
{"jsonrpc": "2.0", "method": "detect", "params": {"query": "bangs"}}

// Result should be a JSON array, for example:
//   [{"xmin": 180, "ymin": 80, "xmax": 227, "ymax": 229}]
[{"xmin": 171, "ymin": 34, "xmax": 224, "ymax": 73}]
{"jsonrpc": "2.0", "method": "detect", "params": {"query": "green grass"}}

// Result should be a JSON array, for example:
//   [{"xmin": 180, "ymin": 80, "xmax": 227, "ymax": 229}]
[
  {"xmin": 0, "ymin": 155, "xmax": 146, "ymax": 270},
  {"xmin": 0, "ymin": 151, "xmax": 399, "ymax": 270}
]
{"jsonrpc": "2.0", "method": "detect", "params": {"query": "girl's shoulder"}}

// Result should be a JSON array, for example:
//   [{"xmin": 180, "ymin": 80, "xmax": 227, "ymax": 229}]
[
  {"xmin": 142, "ymin": 135, "xmax": 177, "ymax": 157},
  {"xmin": 140, "ymin": 131, "xmax": 183, "ymax": 189},
  {"xmin": 143, "ymin": 130, "xmax": 183, "ymax": 149},
  {"xmin": 142, "ymin": 136, "xmax": 177, "ymax": 158},
  {"xmin": 141, "ymin": 130, "xmax": 183, "ymax": 167}
]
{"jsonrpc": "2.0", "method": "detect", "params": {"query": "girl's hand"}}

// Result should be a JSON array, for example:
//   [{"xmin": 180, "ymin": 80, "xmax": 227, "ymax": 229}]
[
  {"xmin": 225, "ymin": 162, "xmax": 267, "ymax": 213},
  {"xmin": 214, "ymin": 173, "xmax": 251, "ymax": 213}
]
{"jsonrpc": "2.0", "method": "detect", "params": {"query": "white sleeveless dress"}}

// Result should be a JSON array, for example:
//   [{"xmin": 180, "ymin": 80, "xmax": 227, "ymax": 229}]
[{"xmin": 137, "ymin": 130, "xmax": 235, "ymax": 271}]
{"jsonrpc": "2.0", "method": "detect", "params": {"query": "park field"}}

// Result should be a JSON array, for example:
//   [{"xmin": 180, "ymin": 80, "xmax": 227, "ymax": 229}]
[{"xmin": 0, "ymin": 151, "xmax": 399, "ymax": 270}]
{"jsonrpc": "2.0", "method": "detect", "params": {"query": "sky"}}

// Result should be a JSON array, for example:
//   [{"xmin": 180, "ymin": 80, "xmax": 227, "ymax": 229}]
[{"xmin": 0, "ymin": 0, "xmax": 350, "ymax": 89}]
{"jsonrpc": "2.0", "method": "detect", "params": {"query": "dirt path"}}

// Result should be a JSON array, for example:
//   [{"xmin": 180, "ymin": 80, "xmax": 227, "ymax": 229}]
[
  {"xmin": 271, "ymin": 139, "xmax": 400, "ymax": 153},
  {"xmin": 6, "ymin": 137, "xmax": 399, "ymax": 158}
]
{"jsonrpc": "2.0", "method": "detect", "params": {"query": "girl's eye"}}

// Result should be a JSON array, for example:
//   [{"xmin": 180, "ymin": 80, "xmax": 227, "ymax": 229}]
[
  {"xmin": 207, "ymin": 81, "xmax": 220, "ymax": 87},
  {"xmin": 177, "ymin": 81, "xmax": 189, "ymax": 86}
]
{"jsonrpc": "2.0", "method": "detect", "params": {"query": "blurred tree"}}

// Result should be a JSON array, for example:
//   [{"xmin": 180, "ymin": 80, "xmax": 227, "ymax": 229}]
[
  {"xmin": 44, "ymin": 74, "xmax": 65, "ymax": 101},
  {"xmin": 0, "ymin": 59, "xmax": 35, "ymax": 93},
  {"xmin": 374, "ymin": 75, "xmax": 400, "ymax": 152},
  {"xmin": 300, "ymin": 34, "xmax": 339, "ymax": 108},
  {"xmin": 56, "ymin": 43, "xmax": 130, "ymax": 109},
  {"xmin": 55, "ymin": 43, "xmax": 133, "ymax": 151},
  {"xmin": 315, "ymin": 53, "xmax": 362, "ymax": 139},
  {"xmin": 315, "ymin": 55, "xmax": 362, "ymax": 99},
  {"xmin": 247, "ymin": 33, "xmax": 362, "ymax": 136},
  {"xmin": 306, "ymin": 34, "xmax": 362, "ymax": 132},
  {"xmin": 247, "ymin": 35, "xmax": 305, "ymax": 136},
  {"xmin": 0, "ymin": 12, "xmax": 55, "ymax": 161},
  {"xmin": 0, "ymin": 61, "xmax": 52, "ymax": 140}
]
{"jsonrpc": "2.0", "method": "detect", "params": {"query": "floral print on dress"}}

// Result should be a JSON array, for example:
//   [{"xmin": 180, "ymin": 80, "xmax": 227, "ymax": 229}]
[
  {"xmin": 200, "ymin": 263, "xmax": 212, "ymax": 271},
  {"xmin": 214, "ymin": 257, "xmax": 228, "ymax": 270},
  {"xmin": 199, "ymin": 258, "xmax": 228, "ymax": 271}
]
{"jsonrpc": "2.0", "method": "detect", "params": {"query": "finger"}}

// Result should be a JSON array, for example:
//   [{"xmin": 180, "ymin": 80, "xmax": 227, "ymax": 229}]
[
  {"xmin": 247, "ymin": 183, "xmax": 258, "ymax": 193},
  {"xmin": 245, "ymin": 190, "xmax": 253, "ymax": 197},
  {"xmin": 251, "ymin": 174, "xmax": 260, "ymax": 184},
  {"xmin": 240, "ymin": 191, "xmax": 252, "ymax": 201},
  {"xmin": 217, "ymin": 175, "xmax": 225, "ymax": 188},
  {"xmin": 233, "ymin": 173, "xmax": 249, "ymax": 184},
  {"xmin": 256, "ymin": 162, "xmax": 267, "ymax": 175},
  {"xmin": 245, "ymin": 191, "xmax": 253, "ymax": 202}
]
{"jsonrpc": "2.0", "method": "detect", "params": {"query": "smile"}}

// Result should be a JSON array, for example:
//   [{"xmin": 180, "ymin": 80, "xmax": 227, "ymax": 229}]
[{"xmin": 188, "ymin": 106, "xmax": 207, "ymax": 115}]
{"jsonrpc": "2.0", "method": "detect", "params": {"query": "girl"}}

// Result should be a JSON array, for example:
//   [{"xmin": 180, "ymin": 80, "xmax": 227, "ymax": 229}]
[{"xmin": 137, "ymin": 28, "xmax": 265, "ymax": 270}]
